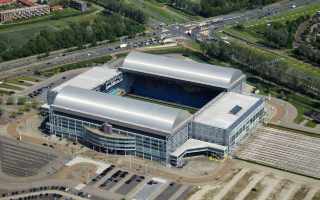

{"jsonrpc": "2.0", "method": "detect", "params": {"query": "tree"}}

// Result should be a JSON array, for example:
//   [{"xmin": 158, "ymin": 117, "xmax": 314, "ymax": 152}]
[{"xmin": 17, "ymin": 96, "xmax": 27, "ymax": 105}]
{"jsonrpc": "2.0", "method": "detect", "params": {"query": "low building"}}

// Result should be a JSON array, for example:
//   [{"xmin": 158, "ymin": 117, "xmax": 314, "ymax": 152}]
[
  {"xmin": 0, "ymin": 0, "xmax": 14, "ymax": 5},
  {"xmin": 69, "ymin": 0, "xmax": 87, "ymax": 12},
  {"xmin": 0, "ymin": 5, "xmax": 50, "ymax": 22},
  {"xmin": 191, "ymin": 92, "xmax": 264, "ymax": 152}
]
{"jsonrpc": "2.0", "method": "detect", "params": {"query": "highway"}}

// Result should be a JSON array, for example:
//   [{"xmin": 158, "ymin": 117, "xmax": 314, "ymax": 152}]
[
  {"xmin": 0, "ymin": 36, "xmax": 156, "ymax": 79},
  {"xmin": 0, "ymin": 0, "xmax": 319, "ymax": 79},
  {"xmin": 165, "ymin": 0, "xmax": 320, "ymax": 39}
]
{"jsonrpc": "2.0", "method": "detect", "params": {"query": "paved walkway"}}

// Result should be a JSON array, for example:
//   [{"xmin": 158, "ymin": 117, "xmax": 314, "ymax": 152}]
[
  {"xmin": 268, "ymin": 97, "xmax": 320, "ymax": 134},
  {"xmin": 66, "ymin": 156, "xmax": 111, "ymax": 174}
]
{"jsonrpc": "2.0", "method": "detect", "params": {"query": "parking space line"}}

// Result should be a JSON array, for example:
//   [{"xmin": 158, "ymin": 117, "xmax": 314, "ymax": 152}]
[
  {"xmin": 93, "ymin": 168, "xmax": 118, "ymax": 188},
  {"xmin": 109, "ymin": 172, "xmax": 132, "ymax": 193}
]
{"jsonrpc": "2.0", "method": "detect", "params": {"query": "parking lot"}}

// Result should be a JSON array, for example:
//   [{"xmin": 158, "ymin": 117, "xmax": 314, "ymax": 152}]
[{"xmin": 86, "ymin": 164, "xmax": 194, "ymax": 200}]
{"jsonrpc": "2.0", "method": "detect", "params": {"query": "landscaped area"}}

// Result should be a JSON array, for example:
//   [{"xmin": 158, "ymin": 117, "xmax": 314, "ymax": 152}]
[
  {"xmin": 0, "ymin": 4, "xmax": 102, "ymax": 50},
  {"xmin": 123, "ymin": 0, "xmax": 199, "ymax": 24}
]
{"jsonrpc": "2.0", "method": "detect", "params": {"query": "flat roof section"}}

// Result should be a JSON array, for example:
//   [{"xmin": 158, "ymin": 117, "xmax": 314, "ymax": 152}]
[
  {"xmin": 170, "ymin": 139, "xmax": 227, "ymax": 158},
  {"xmin": 194, "ymin": 92, "xmax": 262, "ymax": 129},
  {"xmin": 121, "ymin": 51, "xmax": 245, "ymax": 89},
  {"xmin": 51, "ymin": 66, "xmax": 120, "ymax": 93},
  {"xmin": 51, "ymin": 86, "xmax": 191, "ymax": 136}
]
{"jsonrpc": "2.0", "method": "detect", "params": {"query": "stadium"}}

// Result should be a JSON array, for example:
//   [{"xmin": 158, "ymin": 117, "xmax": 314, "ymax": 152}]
[{"xmin": 43, "ymin": 51, "xmax": 265, "ymax": 167}]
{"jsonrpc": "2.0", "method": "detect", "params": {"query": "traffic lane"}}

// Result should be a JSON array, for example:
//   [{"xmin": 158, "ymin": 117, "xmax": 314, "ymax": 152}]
[{"xmin": 0, "ymin": 36, "xmax": 152, "ymax": 73}]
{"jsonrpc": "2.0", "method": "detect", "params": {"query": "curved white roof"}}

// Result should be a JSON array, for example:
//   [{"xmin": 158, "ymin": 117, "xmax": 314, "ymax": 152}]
[
  {"xmin": 121, "ymin": 52, "xmax": 244, "ymax": 89},
  {"xmin": 51, "ymin": 86, "xmax": 191, "ymax": 136},
  {"xmin": 51, "ymin": 66, "xmax": 119, "ymax": 93}
]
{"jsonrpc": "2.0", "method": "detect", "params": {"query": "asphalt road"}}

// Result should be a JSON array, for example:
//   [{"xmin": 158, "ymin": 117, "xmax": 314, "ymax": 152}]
[
  {"xmin": 166, "ymin": 0, "xmax": 320, "ymax": 39},
  {"xmin": 0, "ymin": 36, "xmax": 157, "ymax": 79},
  {"xmin": 0, "ymin": 0, "xmax": 319, "ymax": 79}
]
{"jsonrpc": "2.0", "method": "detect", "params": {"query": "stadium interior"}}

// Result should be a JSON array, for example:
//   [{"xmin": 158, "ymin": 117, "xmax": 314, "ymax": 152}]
[{"xmin": 104, "ymin": 72, "xmax": 225, "ymax": 111}]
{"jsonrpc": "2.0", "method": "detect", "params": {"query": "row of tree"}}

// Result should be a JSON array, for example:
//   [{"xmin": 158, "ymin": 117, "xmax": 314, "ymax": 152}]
[
  {"xmin": 0, "ymin": 14, "xmax": 144, "ymax": 61},
  {"xmin": 157, "ymin": 0, "xmax": 201, "ymax": 16},
  {"xmin": 201, "ymin": 40, "xmax": 320, "ymax": 98},
  {"xmin": 157, "ymin": 0, "xmax": 281, "ymax": 17},
  {"xmin": 89, "ymin": 0, "xmax": 146, "ymax": 24}
]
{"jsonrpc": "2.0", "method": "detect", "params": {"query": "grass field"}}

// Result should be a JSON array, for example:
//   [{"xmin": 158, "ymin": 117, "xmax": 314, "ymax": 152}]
[
  {"xmin": 6, "ymin": 79, "xmax": 33, "ymax": 87},
  {"xmin": 0, "ymin": 5, "xmax": 102, "ymax": 48},
  {"xmin": 0, "ymin": 83, "xmax": 23, "ymax": 91},
  {"xmin": 19, "ymin": 76, "xmax": 41, "ymax": 82},
  {"xmin": 122, "ymin": 0, "xmax": 199, "ymax": 24},
  {"xmin": 39, "ymin": 54, "xmax": 112, "ymax": 77}
]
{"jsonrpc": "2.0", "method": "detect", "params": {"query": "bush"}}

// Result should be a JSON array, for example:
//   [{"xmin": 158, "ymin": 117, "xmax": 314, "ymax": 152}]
[{"xmin": 6, "ymin": 96, "xmax": 15, "ymax": 105}]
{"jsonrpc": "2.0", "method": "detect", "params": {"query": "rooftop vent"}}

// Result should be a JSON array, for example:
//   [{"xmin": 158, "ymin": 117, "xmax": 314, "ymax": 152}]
[{"xmin": 230, "ymin": 105, "xmax": 242, "ymax": 115}]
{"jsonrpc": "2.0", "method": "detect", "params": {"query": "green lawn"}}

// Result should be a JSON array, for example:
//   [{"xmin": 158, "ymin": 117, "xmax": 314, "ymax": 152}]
[
  {"xmin": 0, "ymin": 5, "xmax": 102, "ymax": 48},
  {"xmin": 19, "ymin": 76, "xmax": 41, "ymax": 82},
  {"xmin": 0, "ymin": 89, "xmax": 14, "ymax": 95},
  {"xmin": 305, "ymin": 120, "xmax": 317, "ymax": 128},
  {"xmin": 123, "ymin": 0, "xmax": 198, "ymax": 24},
  {"xmin": 6, "ymin": 79, "xmax": 33, "ymax": 87},
  {"xmin": 39, "ymin": 55, "xmax": 112, "ymax": 77},
  {"xmin": 0, "ymin": 83, "xmax": 23, "ymax": 91}
]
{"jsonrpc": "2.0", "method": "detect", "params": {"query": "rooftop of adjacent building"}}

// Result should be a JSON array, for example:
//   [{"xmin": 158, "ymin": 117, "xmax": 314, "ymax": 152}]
[{"xmin": 193, "ymin": 92, "xmax": 263, "ymax": 129}]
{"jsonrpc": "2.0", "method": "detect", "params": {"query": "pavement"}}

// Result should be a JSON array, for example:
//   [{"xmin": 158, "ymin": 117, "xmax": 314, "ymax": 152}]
[
  {"xmin": 268, "ymin": 97, "xmax": 320, "ymax": 134},
  {"xmin": 66, "ymin": 156, "xmax": 111, "ymax": 174}
]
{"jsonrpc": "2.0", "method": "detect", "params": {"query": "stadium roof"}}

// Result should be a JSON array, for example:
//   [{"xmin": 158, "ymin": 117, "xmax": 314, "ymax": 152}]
[
  {"xmin": 51, "ymin": 66, "xmax": 119, "ymax": 93},
  {"xmin": 121, "ymin": 51, "xmax": 244, "ymax": 89},
  {"xmin": 194, "ymin": 92, "xmax": 263, "ymax": 129},
  {"xmin": 51, "ymin": 86, "xmax": 191, "ymax": 136}
]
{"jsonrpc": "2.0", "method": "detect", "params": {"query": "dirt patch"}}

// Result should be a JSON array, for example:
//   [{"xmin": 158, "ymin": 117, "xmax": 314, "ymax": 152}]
[
  {"xmin": 270, "ymin": 179, "xmax": 292, "ymax": 200},
  {"xmin": 202, "ymin": 187, "xmax": 220, "ymax": 200},
  {"xmin": 312, "ymin": 191, "xmax": 320, "ymax": 200},
  {"xmin": 292, "ymin": 185, "xmax": 309, "ymax": 200},
  {"xmin": 244, "ymin": 175, "xmax": 273, "ymax": 200},
  {"xmin": 270, "ymin": 100, "xmax": 285, "ymax": 123},
  {"xmin": 53, "ymin": 163, "xmax": 97, "ymax": 184},
  {"xmin": 222, "ymin": 171, "xmax": 257, "ymax": 200}
]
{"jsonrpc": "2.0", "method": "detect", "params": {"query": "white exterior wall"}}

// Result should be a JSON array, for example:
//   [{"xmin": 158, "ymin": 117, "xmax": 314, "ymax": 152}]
[
  {"xmin": 227, "ymin": 100, "xmax": 265, "ymax": 150},
  {"xmin": 191, "ymin": 122, "xmax": 226, "ymax": 145},
  {"xmin": 191, "ymin": 97, "xmax": 265, "ymax": 153}
]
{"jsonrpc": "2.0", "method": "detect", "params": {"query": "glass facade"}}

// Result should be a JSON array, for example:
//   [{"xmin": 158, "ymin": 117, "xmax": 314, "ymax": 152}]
[{"xmin": 48, "ymin": 111, "xmax": 169, "ymax": 164}]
